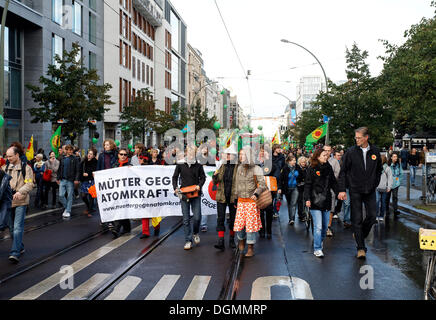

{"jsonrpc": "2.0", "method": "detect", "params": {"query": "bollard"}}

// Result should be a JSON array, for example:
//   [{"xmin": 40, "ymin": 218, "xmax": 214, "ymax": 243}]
[
  {"xmin": 406, "ymin": 171, "xmax": 410, "ymax": 201},
  {"xmin": 422, "ymin": 167, "xmax": 426, "ymax": 203}
]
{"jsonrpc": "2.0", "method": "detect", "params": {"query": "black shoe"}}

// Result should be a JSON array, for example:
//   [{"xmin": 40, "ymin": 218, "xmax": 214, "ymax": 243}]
[
  {"xmin": 111, "ymin": 229, "xmax": 119, "ymax": 239},
  {"xmin": 154, "ymin": 228, "xmax": 160, "ymax": 236},
  {"xmin": 259, "ymin": 230, "xmax": 265, "ymax": 238},
  {"xmin": 214, "ymin": 238, "xmax": 225, "ymax": 251},
  {"xmin": 229, "ymin": 236, "xmax": 236, "ymax": 249},
  {"xmin": 140, "ymin": 234, "xmax": 150, "ymax": 239}
]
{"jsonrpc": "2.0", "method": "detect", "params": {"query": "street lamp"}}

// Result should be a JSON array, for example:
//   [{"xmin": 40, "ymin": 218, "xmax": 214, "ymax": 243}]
[
  {"xmin": 280, "ymin": 39, "xmax": 328, "ymax": 93},
  {"xmin": 273, "ymin": 91, "xmax": 297, "ymax": 124}
]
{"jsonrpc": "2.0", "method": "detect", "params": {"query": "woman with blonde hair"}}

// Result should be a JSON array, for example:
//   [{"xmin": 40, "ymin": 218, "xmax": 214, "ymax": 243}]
[{"xmin": 233, "ymin": 146, "xmax": 267, "ymax": 257}]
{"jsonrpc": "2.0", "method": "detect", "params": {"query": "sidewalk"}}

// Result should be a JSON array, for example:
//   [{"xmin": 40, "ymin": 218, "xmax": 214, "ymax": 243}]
[{"xmin": 397, "ymin": 185, "xmax": 436, "ymax": 224}]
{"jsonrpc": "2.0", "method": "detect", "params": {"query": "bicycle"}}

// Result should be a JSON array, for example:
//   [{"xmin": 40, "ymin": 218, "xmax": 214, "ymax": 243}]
[
  {"xmin": 419, "ymin": 228, "xmax": 436, "ymax": 300},
  {"xmin": 426, "ymin": 173, "xmax": 436, "ymax": 203}
]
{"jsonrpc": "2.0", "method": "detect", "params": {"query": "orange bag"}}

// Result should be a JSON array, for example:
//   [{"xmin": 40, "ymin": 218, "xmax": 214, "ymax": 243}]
[
  {"xmin": 180, "ymin": 185, "xmax": 199, "ymax": 199},
  {"xmin": 264, "ymin": 176, "xmax": 278, "ymax": 192},
  {"xmin": 88, "ymin": 185, "xmax": 97, "ymax": 198}
]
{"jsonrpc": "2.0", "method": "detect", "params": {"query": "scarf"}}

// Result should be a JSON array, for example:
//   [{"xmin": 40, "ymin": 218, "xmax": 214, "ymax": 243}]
[{"xmin": 118, "ymin": 159, "xmax": 129, "ymax": 167}]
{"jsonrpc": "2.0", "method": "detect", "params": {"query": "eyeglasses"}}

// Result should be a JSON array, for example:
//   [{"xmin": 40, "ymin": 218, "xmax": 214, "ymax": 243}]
[{"xmin": 119, "ymin": 153, "xmax": 128, "ymax": 156}]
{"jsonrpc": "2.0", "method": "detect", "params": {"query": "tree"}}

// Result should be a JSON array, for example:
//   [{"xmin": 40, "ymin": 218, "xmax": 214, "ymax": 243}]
[
  {"xmin": 315, "ymin": 43, "xmax": 392, "ymax": 148},
  {"xmin": 26, "ymin": 42, "xmax": 113, "ymax": 145},
  {"xmin": 189, "ymin": 99, "xmax": 218, "ymax": 135},
  {"xmin": 120, "ymin": 88, "xmax": 157, "ymax": 144},
  {"xmin": 154, "ymin": 101, "xmax": 190, "ymax": 135},
  {"xmin": 379, "ymin": 2, "xmax": 436, "ymax": 136},
  {"xmin": 290, "ymin": 106, "xmax": 324, "ymax": 145}
]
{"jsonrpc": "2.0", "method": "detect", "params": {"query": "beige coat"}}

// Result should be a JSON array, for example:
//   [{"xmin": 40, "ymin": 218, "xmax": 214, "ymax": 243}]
[
  {"xmin": 2, "ymin": 162, "xmax": 34, "ymax": 208},
  {"xmin": 233, "ymin": 165, "xmax": 267, "ymax": 202}
]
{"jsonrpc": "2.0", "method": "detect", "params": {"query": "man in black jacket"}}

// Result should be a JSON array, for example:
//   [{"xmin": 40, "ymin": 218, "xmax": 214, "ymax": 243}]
[
  {"xmin": 338, "ymin": 127, "xmax": 382, "ymax": 259},
  {"xmin": 57, "ymin": 145, "xmax": 80, "ymax": 218},
  {"xmin": 172, "ymin": 146, "xmax": 206, "ymax": 250}
]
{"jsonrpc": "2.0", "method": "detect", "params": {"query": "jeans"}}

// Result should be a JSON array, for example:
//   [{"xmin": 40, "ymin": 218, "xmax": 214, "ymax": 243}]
[
  {"xmin": 342, "ymin": 189, "xmax": 351, "ymax": 223},
  {"xmin": 236, "ymin": 228, "xmax": 256, "ymax": 245},
  {"xmin": 410, "ymin": 166, "xmax": 417, "ymax": 185},
  {"xmin": 181, "ymin": 197, "xmax": 202, "ymax": 242},
  {"xmin": 200, "ymin": 214, "xmax": 208, "ymax": 229},
  {"xmin": 311, "ymin": 209, "xmax": 330, "ymax": 251},
  {"xmin": 376, "ymin": 191, "xmax": 388, "ymax": 218},
  {"xmin": 285, "ymin": 188, "xmax": 299, "ymax": 221},
  {"xmin": 8, "ymin": 206, "xmax": 26, "ymax": 257},
  {"xmin": 386, "ymin": 187, "xmax": 399, "ymax": 214},
  {"xmin": 350, "ymin": 192, "xmax": 377, "ymax": 252},
  {"xmin": 59, "ymin": 180, "xmax": 75, "ymax": 213}
]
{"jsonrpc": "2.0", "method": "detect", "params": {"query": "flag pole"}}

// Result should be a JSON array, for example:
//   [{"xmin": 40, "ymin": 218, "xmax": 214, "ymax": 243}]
[{"xmin": 325, "ymin": 121, "xmax": 329, "ymax": 146}]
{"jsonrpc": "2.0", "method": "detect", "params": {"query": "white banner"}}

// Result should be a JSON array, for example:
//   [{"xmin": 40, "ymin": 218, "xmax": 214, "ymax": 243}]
[{"xmin": 94, "ymin": 165, "xmax": 218, "ymax": 223}]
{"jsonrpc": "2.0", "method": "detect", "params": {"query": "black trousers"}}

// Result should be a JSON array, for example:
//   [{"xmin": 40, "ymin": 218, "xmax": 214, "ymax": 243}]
[
  {"xmin": 260, "ymin": 204, "xmax": 273, "ymax": 235},
  {"xmin": 216, "ymin": 202, "xmax": 236, "ymax": 233},
  {"xmin": 114, "ymin": 219, "xmax": 131, "ymax": 233},
  {"xmin": 385, "ymin": 187, "xmax": 399, "ymax": 214},
  {"xmin": 43, "ymin": 181, "xmax": 58, "ymax": 206},
  {"xmin": 350, "ymin": 191, "xmax": 377, "ymax": 251},
  {"xmin": 297, "ymin": 186, "xmax": 305, "ymax": 219}
]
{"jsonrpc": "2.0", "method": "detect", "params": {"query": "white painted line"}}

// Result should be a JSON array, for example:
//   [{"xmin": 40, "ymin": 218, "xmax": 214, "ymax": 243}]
[
  {"xmin": 145, "ymin": 275, "xmax": 180, "ymax": 300},
  {"xmin": 183, "ymin": 275, "xmax": 211, "ymax": 300},
  {"xmin": 11, "ymin": 225, "xmax": 142, "ymax": 300},
  {"xmin": 250, "ymin": 276, "xmax": 313, "ymax": 300},
  {"xmin": 105, "ymin": 276, "xmax": 142, "ymax": 300},
  {"xmin": 25, "ymin": 204, "xmax": 84, "ymax": 220},
  {"xmin": 61, "ymin": 273, "xmax": 111, "ymax": 300}
]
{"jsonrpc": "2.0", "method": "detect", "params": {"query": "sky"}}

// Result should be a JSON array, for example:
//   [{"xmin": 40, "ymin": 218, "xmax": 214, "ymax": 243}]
[{"xmin": 170, "ymin": 0, "xmax": 434, "ymax": 118}]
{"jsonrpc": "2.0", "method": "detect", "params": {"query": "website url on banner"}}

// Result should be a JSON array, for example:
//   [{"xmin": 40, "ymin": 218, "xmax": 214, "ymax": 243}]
[{"xmin": 102, "ymin": 201, "xmax": 179, "ymax": 212}]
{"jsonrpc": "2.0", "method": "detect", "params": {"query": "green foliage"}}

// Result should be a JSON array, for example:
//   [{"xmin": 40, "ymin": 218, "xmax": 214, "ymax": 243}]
[
  {"xmin": 26, "ymin": 43, "xmax": 113, "ymax": 144},
  {"xmin": 379, "ymin": 7, "xmax": 436, "ymax": 136},
  {"xmin": 120, "ymin": 88, "xmax": 157, "ymax": 144}
]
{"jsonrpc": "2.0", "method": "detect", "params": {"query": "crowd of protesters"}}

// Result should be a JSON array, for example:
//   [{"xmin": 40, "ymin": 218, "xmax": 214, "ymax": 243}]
[{"xmin": 0, "ymin": 130, "xmax": 432, "ymax": 264}]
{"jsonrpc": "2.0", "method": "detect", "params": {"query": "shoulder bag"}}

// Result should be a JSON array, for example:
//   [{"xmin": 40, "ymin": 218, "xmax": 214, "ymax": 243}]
[{"xmin": 254, "ymin": 175, "xmax": 273, "ymax": 210}]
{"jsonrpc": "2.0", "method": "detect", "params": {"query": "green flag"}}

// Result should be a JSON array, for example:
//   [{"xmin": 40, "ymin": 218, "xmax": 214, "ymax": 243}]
[
  {"xmin": 306, "ymin": 123, "xmax": 328, "ymax": 144},
  {"xmin": 50, "ymin": 126, "xmax": 62, "ymax": 157}
]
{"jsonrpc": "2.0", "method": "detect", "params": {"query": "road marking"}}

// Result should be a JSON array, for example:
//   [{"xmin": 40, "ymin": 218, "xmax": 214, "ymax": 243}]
[
  {"xmin": 251, "ymin": 276, "xmax": 313, "ymax": 300},
  {"xmin": 183, "ymin": 275, "xmax": 211, "ymax": 300},
  {"xmin": 11, "ymin": 225, "xmax": 142, "ymax": 300},
  {"xmin": 145, "ymin": 275, "xmax": 180, "ymax": 300},
  {"xmin": 105, "ymin": 276, "xmax": 142, "ymax": 300},
  {"xmin": 61, "ymin": 273, "xmax": 111, "ymax": 300}
]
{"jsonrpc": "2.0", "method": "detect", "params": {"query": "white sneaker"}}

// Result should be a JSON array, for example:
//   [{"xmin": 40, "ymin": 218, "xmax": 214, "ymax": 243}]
[
  {"xmin": 314, "ymin": 250, "xmax": 324, "ymax": 258},
  {"xmin": 193, "ymin": 234, "xmax": 200, "ymax": 245},
  {"xmin": 62, "ymin": 211, "xmax": 71, "ymax": 218},
  {"xmin": 333, "ymin": 215, "xmax": 338, "ymax": 219},
  {"xmin": 184, "ymin": 242, "xmax": 192, "ymax": 250}
]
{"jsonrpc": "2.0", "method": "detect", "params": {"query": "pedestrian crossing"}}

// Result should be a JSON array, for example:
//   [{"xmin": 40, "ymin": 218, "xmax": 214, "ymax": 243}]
[{"xmin": 11, "ymin": 271, "xmax": 313, "ymax": 300}]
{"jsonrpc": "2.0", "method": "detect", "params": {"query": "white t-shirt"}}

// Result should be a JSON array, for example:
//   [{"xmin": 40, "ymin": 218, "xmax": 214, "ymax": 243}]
[{"xmin": 360, "ymin": 145, "xmax": 370, "ymax": 169}]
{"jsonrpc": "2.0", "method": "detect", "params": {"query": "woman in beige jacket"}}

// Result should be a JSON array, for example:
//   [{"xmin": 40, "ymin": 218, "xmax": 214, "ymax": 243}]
[{"xmin": 233, "ymin": 146, "xmax": 267, "ymax": 257}]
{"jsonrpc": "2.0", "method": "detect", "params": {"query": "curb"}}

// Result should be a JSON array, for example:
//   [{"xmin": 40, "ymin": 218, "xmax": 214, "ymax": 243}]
[{"xmin": 396, "ymin": 202, "xmax": 436, "ymax": 224}]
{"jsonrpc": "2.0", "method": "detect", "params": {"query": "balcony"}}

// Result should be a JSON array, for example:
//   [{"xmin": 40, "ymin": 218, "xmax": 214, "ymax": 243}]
[{"xmin": 133, "ymin": 0, "xmax": 163, "ymax": 27}]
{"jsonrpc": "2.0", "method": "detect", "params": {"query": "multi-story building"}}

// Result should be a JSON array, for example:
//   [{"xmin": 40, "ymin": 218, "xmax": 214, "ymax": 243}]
[
  {"xmin": 1, "ymin": 0, "xmax": 104, "ymax": 152},
  {"xmin": 295, "ymin": 76, "xmax": 326, "ymax": 117},
  {"xmin": 284, "ymin": 101, "xmax": 297, "ymax": 127},
  {"xmin": 204, "ymin": 79, "xmax": 220, "ymax": 121},
  {"xmin": 104, "ymin": 0, "xmax": 187, "ymax": 147},
  {"xmin": 187, "ymin": 43, "xmax": 205, "ymax": 113}
]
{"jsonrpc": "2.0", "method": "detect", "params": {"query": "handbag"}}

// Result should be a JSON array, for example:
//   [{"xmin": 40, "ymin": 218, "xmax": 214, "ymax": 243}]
[
  {"xmin": 42, "ymin": 169, "xmax": 52, "ymax": 182},
  {"xmin": 264, "ymin": 176, "xmax": 278, "ymax": 192},
  {"xmin": 254, "ymin": 175, "xmax": 273, "ymax": 210},
  {"xmin": 180, "ymin": 185, "xmax": 199, "ymax": 199}
]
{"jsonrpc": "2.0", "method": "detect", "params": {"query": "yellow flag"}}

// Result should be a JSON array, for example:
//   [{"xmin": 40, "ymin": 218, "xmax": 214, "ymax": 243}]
[
  {"xmin": 225, "ymin": 131, "xmax": 235, "ymax": 149},
  {"xmin": 152, "ymin": 217, "xmax": 162, "ymax": 228},
  {"xmin": 272, "ymin": 131, "xmax": 280, "ymax": 145},
  {"xmin": 25, "ymin": 135, "xmax": 34, "ymax": 161}
]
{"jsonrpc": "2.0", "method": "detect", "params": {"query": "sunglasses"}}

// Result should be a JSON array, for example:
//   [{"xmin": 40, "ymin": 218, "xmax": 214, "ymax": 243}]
[{"xmin": 119, "ymin": 153, "xmax": 128, "ymax": 156}]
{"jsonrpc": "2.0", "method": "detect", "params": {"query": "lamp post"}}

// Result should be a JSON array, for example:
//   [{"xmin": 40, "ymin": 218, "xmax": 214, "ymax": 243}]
[
  {"xmin": 273, "ymin": 91, "xmax": 297, "ymax": 125},
  {"xmin": 0, "ymin": 0, "xmax": 10, "ymax": 151}
]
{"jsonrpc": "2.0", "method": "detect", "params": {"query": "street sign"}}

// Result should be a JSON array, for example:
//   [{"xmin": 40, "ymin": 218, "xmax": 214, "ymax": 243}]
[{"xmin": 426, "ymin": 152, "xmax": 436, "ymax": 163}]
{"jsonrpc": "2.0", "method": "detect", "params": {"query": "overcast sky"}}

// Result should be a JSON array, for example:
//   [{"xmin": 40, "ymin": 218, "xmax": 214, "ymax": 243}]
[{"xmin": 170, "ymin": 0, "xmax": 434, "ymax": 117}]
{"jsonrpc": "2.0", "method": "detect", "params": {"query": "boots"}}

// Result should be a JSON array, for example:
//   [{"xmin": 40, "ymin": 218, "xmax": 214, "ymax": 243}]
[
  {"xmin": 214, "ymin": 238, "xmax": 225, "ymax": 251},
  {"xmin": 245, "ymin": 244, "xmax": 254, "ymax": 257},
  {"xmin": 238, "ymin": 239, "xmax": 246, "ymax": 251},
  {"xmin": 229, "ymin": 236, "xmax": 236, "ymax": 249}
]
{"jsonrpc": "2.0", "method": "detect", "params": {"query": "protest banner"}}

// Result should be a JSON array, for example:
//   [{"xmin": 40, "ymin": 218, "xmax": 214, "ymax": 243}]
[{"xmin": 94, "ymin": 166, "xmax": 218, "ymax": 223}]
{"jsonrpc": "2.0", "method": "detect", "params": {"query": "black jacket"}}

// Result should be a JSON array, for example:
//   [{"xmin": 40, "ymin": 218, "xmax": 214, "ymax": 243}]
[
  {"xmin": 79, "ymin": 158, "xmax": 98, "ymax": 182},
  {"xmin": 338, "ymin": 144, "xmax": 382, "ymax": 194},
  {"xmin": 304, "ymin": 163, "xmax": 338, "ymax": 211},
  {"xmin": 407, "ymin": 153, "xmax": 419, "ymax": 166},
  {"xmin": 172, "ymin": 162, "xmax": 206, "ymax": 192},
  {"xmin": 271, "ymin": 154, "xmax": 285, "ymax": 179},
  {"xmin": 296, "ymin": 165, "xmax": 307, "ymax": 189},
  {"xmin": 58, "ymin": 155, "xmax": 80, "ymax": 182}
]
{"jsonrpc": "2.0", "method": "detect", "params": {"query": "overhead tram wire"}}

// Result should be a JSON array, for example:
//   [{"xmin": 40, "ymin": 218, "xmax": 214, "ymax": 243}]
[{"xmin": 213, "ymin": 0, "xmax": 254, "ymax": 116}]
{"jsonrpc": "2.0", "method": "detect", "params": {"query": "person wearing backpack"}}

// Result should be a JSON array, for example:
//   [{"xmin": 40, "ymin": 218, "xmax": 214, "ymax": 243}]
[
  {"xmin": 278, "ymin": 154, "xmax": 300, "ymax": 225},
  {"xmin": 376, "ymin": 155, "xmax": 393, "ymax": 222},
  {"xmin": 33, "ymin": 154, "xmax": 46, "ymax": 209},
  {"xmin": 43, "ymin": 151, "xmax": 60, "ymax": 209},
  {"xmin": 3, "ymin": 146, "xmax": 34, "ymax": 263}
]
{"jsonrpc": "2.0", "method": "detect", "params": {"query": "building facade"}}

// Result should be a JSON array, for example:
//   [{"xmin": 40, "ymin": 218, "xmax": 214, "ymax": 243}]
[
  {"xmin": 295, "ymin": 76, "xmax": 326, "ymax": 117},
  {"xmin": 1, "ymin": 0, "xmax": 104, "ymax": 153}
]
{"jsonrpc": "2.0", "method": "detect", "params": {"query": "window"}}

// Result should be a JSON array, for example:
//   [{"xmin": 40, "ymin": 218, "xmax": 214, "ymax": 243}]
[
  {"xmin": 52, "ymin": 0, "xmax": 63, "ymax": 25},
  {"xmin": 142, "ymin": 62, "xmax": 145, "ymax": 83},
  {"xmin": 137, "ymin": 59, "xmax": 141, "ymax": 80},
  {"xmin": 171, "ymin": 56, "xmax": 178, "ymax": 92},
  {"xmin": 89, "ymin": 0, "xmax": 96, "ymax": 11},
  {"xmin": 75, "ymin": 46, "xmax": 83, "ymax": 64},
  {"xmin": 150, "ymin": 67, "xmax": 153, "ymax": 87},
  {"xmin": 89, "ymin": 51, "xmax": 97, "ymax": 70},
  {"xmin": 73, "ymin": 1, "xmax": 82, "ymax": 36},
  {"xmin": 170, "ymin": 10, "xmax": 179, "ymax": 52},
  {"xmin": 132, "ymin": 56, "xmax": 136, "ymax": 78},
  {"xmin": 89, "ymin": 13, "xmax": 96, "ymax": 44},
  {"xmin": 52, "ymin": 34, "xmax": 64, "ymax": 66}
]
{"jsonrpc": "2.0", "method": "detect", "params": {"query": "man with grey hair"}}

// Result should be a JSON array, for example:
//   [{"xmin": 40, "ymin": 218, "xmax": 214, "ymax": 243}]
[
  {"xmin": 338, "ymin": 127, "xmax": 382, "ymax": 259},
  {"xmin": 2, "ymin": 146, "xmax": 34, "ymax": 263}
]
